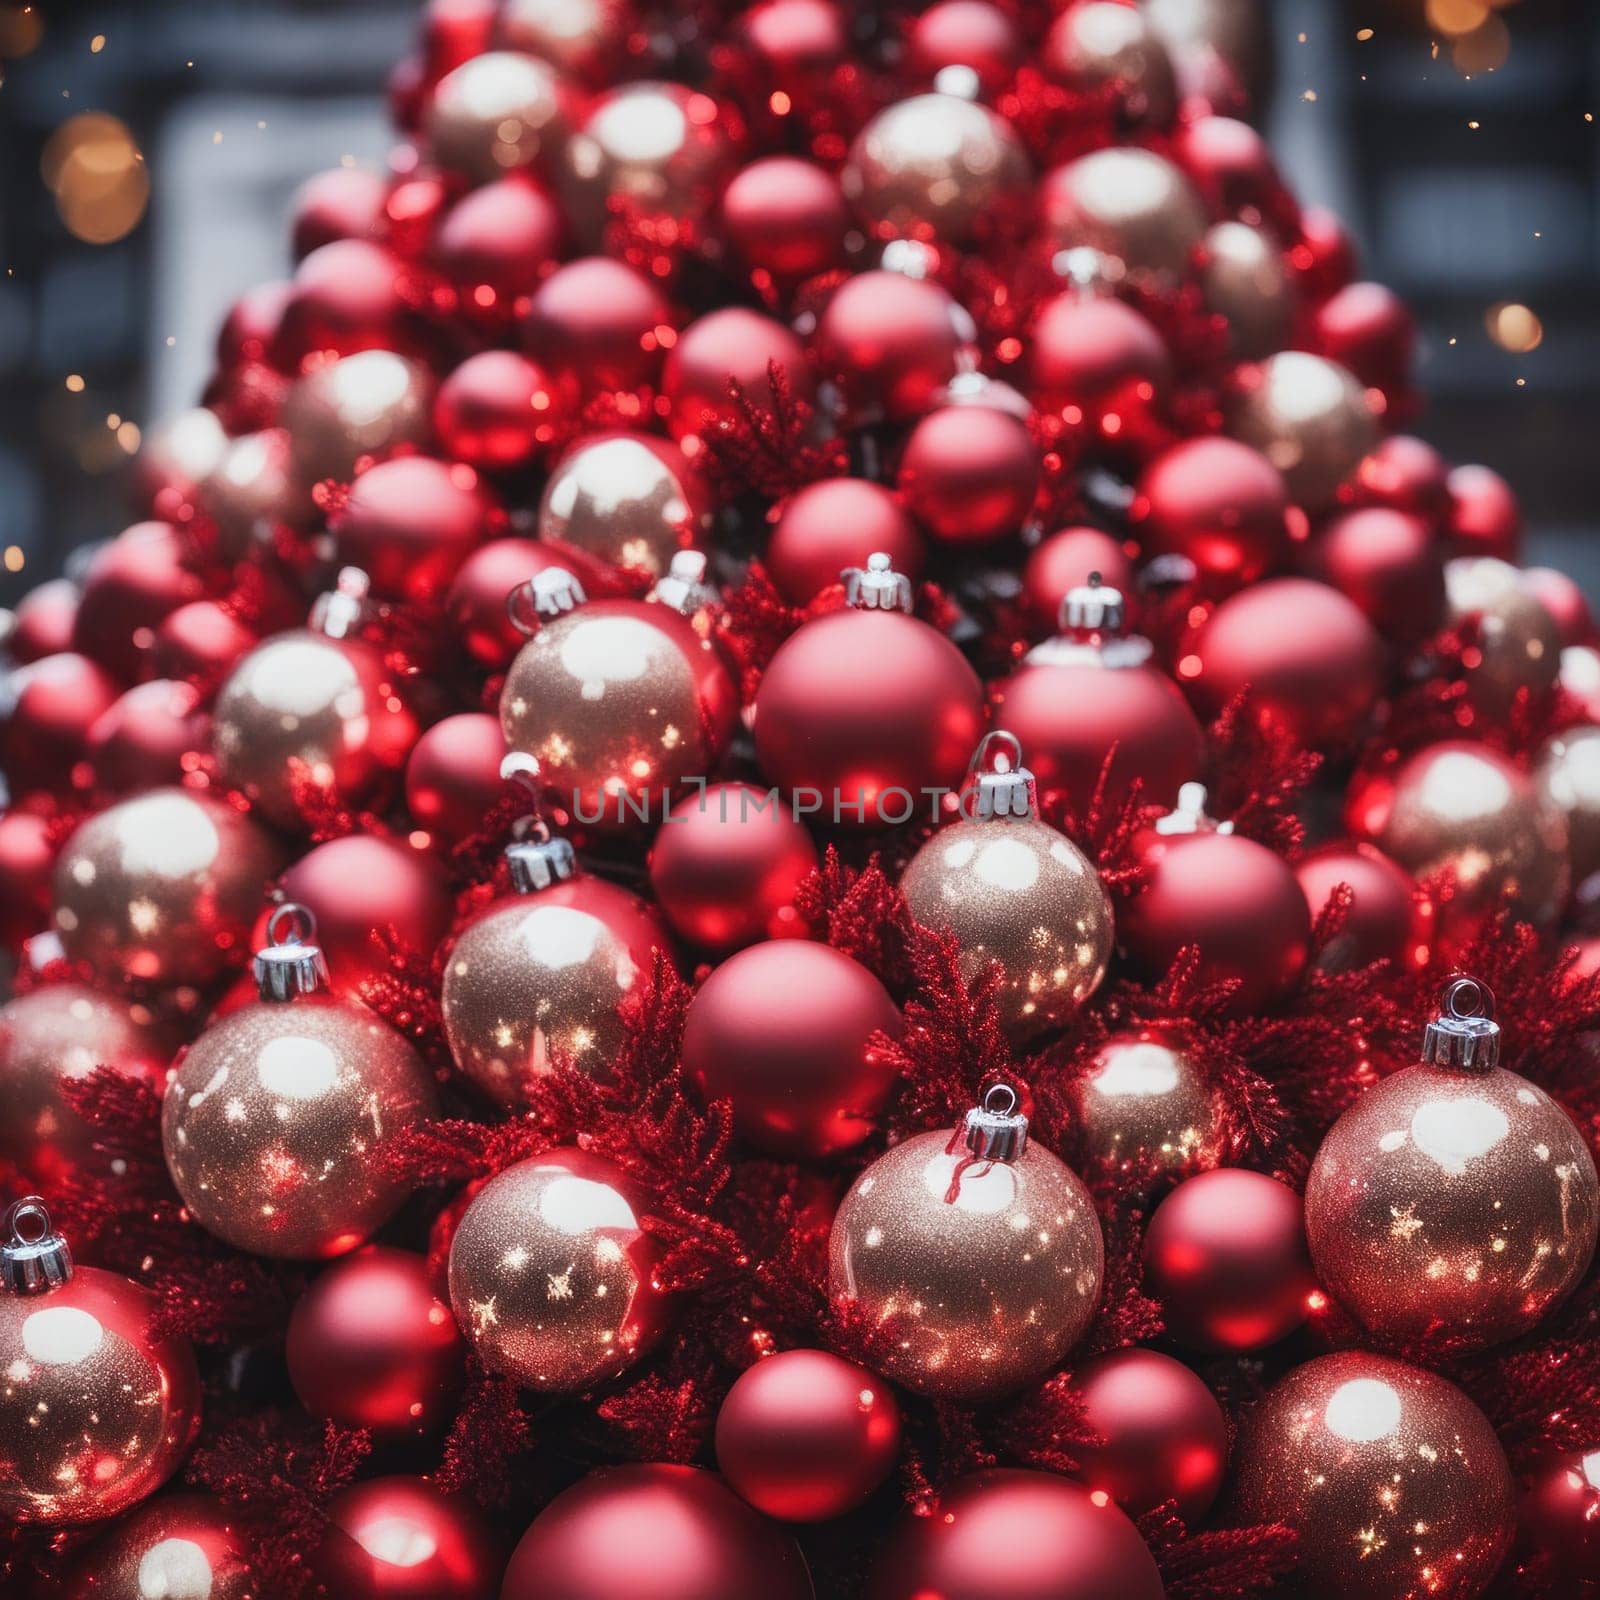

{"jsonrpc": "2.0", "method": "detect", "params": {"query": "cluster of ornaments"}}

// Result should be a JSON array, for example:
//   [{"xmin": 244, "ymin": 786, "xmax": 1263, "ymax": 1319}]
[{"xmin": 4, "ymin": 0, "xmax": 1600, "ymax": 1596}]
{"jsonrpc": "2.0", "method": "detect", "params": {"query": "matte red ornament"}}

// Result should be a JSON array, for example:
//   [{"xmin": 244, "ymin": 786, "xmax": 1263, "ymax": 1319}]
[
  {"xmin": 291, "ymin": 165, "xmax": 388, "ymax": 259},
  {"xmin": 1133, "ymin": 436, "xmax": 1291, "ymax": 588},
  {"xmin": 766, "ymin": 478, "xmax": 923, "ymax": 605},
  {"xmin": 870, "ymin": 1469, "xmax": 1163, "ymax": 1600},
  {"xmin": 333, "ymin": 456, "xmax": 496, "ymax": 606},
  {"xmin": 1307, "ymin": 506, "xmax": 1445, "ymax": 645},
  {"xmin": 1183, "ymin": 576, "xmax": 1386, "ymax": 749},
  {"xmin": 716, "ymin": 1348, "xmax": 902, "ymax": 1521},
  {"xmin": 682, "ymin": 940, "xmax": 900, "ymax": 1157},
  {"xmin": 1294, "ymin": 840, "xmax": 1428, "ymax": 973},
  {"xmin": 1020, "ymin": 527, "xmax": 1136, "ymax": 632},
  {"xmin": 1316, "ymin": 280, "xmax": 1416, "ymax": 398},
  {"xmin": 0, "ymin": 810, "xmax": 55, "ymax": 949},
  {"xmin": 151, "ymin": 601, "xmax": 260, "ymax": 690},
  {"xmin": 431, "ymin": 175, "xmax": 563, "ymax": 326},
  {"xmin": 662, "ymin": 306, "xmax": 817, "ymax": 451},
  {"xmin": 648, "ymin": 781, "xmax": 818, "ymax": 952},
  {"xmin": 444, "ymin": 536, "xmax": 609, "ymax": 671},
  {"xmin": 434, "ymin": 350, "xmax": 563, "ymax": 470},
  {"xmin": 906, "ymin": 0, "xmax": 1023, "ymax": 94},
  {"xmin": 0, "ymin": 651, "xmax": 119, "ymax": 796},
  {"xmin": 72, "ymin": 522, "xmax": 204, "ymax": 683},
  {"xmin": 503, "ymin": 1465, "xmax": 813, "ymax": 1600},
  {"xmin": 68, "ymin": 1492, "xmax": 255, "ymax": 1599},
  {"xmin": 815, "ymin": 270, "xmax": 977, "ymax": 423},
  {"xmin": 721, "ymin": 157, "xmax": 849, "ymax": 285},
  {"xmin": 275, "ymin": 239, "xmax": 412, "ymax": 365},
  {"xmin": 896, "ymin": 404, "xmax": 1040, "ymax": 546},
  {"xmin": 1143, "ymin": 1168, "xmax": 1315, "ymax": 1352},
  {"xmin": 1072, "ymin": 1347, "xmax": 1229, "ymax": 1524},
  {"xmin": 1519, "ymin": 1448, "xmax": 1600, "ymax": 1583},
  {"xmin": 86, "ymin": 679, "xmax": 208, "ymax": 795},
  {"xmin": 1524, "ymin": 565, "xmax": 1593, "ymax": 647},
  {"xmin": 520, "ymin": 255, "xmax": 672, "ymax": 400},
  {"xmin": 1028, "ymin": 292, "xmax": 1172, "ymax": 418},
  {"xmin": 9, "ymin": 577, "xmax": 79, "ymax": 662},
  {"xmin": 287, "ymin": 1246, "xmax": 464, "ymax": 1435},
  {"xmin": 1446, "ymin": 462, "xmax": 1522, "ymax": 562},
  {"xmin": 405, "ymin": 713, "xmax": 508, "ymax": 846},
  {"xmin": 316, "ymin": 1476, "xmax": 500, "ymax": 1600}
]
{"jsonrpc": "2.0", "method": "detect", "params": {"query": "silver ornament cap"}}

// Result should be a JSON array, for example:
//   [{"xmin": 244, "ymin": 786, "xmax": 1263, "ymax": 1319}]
[
  {"xmin": 1422, "ymin": 977, "xmax": 1501, "ymax": 1074},
  {"xmin": 963, "ymin": 1083, "xmax": 1029, "ymax": 1163},
  {"xmin": 506, "ymin": 566, "xmax": 587, "ymax": 637},
  {"xmin": 500, "ymin": 752, "xmax": 578, "ymax": 894},
  {"xmin": 2, "ymin": 1196, "xmax": 72, "ymax": 1295},
  {"xmin": 964, "ymin": 730, "xmax": 1037, "ymax": 820},
  {"xmin": 253, "ymin": 902, "xmax": 330, "ymax": 1001}
]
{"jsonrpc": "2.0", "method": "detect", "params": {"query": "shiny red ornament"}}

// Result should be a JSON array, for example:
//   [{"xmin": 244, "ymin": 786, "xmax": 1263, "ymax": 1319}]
[
  {"xmin": 1020, "ymin": 527, "xmax": 1136, "ymax": 632},
  {"xmin": 1520, "ymin": 1448, "xmax": 1600, "ymax": 1583},
  {"xmin": 444, "ymin": 537, "xmax": 609, "ymax": 671},
  {"xmin": 0, "ymin": 810, "xmax": 54, "ymax": 948},
  {"xmin": 1133, "ymin": 436, "xmax": 1291, "ymax": 588},
  {"xmin": 721, "ymin": 157, "xmax": 849, "ymax": 285},
  {"xmin": 1291, "ymin": 202, "xmax": 1357, "ymax": 299},
  {"xmin": 68, "ymin": 1492, "xmax": 255, "ymax": 1599},
  {"xmin": 1351, "ymin": 433, "xmax": 1450, "ymax": 518},
  {"xmin": 1143, "ymin": 1167, "xmax": 1315, "ymax": 1352},
  {"xmin": 1042, "ymin": 1, "xmax": 1177, "ymax": 125},
  {"xmin": 1028, "ymin": 292, "xmax": 1171, "ymax": 419},
  {"xmin": 86, "ymin": 679, "xmax": 208, "ymax": 795},
  {"xmin": 333, "ymin": 456, "xmax": 496, "ymax": 606},
  {"xmin": 1073, "ymin": 1347, "xmax": 1229, "ymax": 1524},
  {"xmin": 716, "ymin": 1348, "xmax": 901, "ymax": 1522},
  {"xmin": 1316, "ymin": 279, "xmax": 1416, "ymax": 398},
  {"xmin": 815, "ymin": 271, "xmax": 976, "ymax": 423},
  {"xmin": 274, "ymin": 239, "xmax": 413, "ymax": 366},
  {"xmin": 317, "ymin": 1477, "xmax": 500, "ymax": 1600},
  {"xmin": 1524, "ymin": 565, "xmax": 1593, "ymax": 647},
  {"xmin": 870, "ymin": 1469, "xmax": 1164, "ymax": 1600},
  {"xmin": 132, "ymin": 407, "xmax": 229, "ymax": 520},
  {"xmin": 504, "ymin": 1466, "xmax": 813, "ymax": 1600},
  {"xmin": 736, "ymin": 0, "xmax": 848, "ymax": 83},
  {"xmin": 434, "ymin": 350, "xmax": 563, "ymax": 470},
  {"xmin": 405, "ymin": 713, "xmax": 508, "ymax": 846},
  {"xmin": 765, "ymin": 478, "xmax": 923, "ymax": 606},
  {"xmin": 1120, "ymin": 806, "xmax": 1310, "ymax": 1013},
  {"xmin": 662, "ymin": 307, "xmax": 817, "ymax": 450},
  {"xmin": 1173, "ymin": 112, "xmax": 1280, "ymax": 216},
  {"xmin": 0, "ymin": 652, "xmax": 119, "ymax": 796},
  {"xmin": 896, "ymin": 405, "xmax": 1040, "ymax": 546},
  {"xmin": 8, "ymin": 577, "xmax": 78, "ymax": 662},
  {"xmin": 72, "ymin": 522, "xmax": 204, "ymax": 684},
  {"xmin": 287, "ymin": 1246, "xmax": 464, "ymax": 1435},
  {"xmin": 521, "ymin": 255, "xmax": 672, "ymax": 400},
  {"xmin": 151, "ymin": 601, "xmax": 260, "ymax": 690},
  {"xmin": 906, "ymin": 0, "xmax": 1022, "ymax": 94},
  {"xmin": 648, "ymin": 781, "xmax": 818, "ymax": 952},
  {"xmin": 431, "ymin": 175, "xmax": 563, "ymax": 326},
  {"xmin": 1446, "ymin": 462, "xmax": 1522, "ymax": 561},
  {"xmin": 683, "ymin": 940, "xmax": 900, "ymax": 1157},
  {"xmin": 1295, "ymin": 840, "xmax": 1427, "ymax": 973},
  {"xmin": 1183, "ymin": 576, "xmax": 1386, "ymax": 749},
  {"xmin": 753, "ymin": 564, "xmax": 984, "ymax": 828},
  {"xmin": 1307, "ymin": 506, "xmax": 1445, "ymax": 645},
  {"xmin": 216, "ymin": 279, "xmax": 292, "ymax": 370},
  {"xmin": 291, "ymin": 165, "xmax": 388, "ymax": 259}
]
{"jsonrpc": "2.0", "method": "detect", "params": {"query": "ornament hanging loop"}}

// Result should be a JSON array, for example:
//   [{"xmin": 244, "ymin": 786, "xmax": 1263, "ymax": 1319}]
[
  {"xmin": 1423, "ymin": 976, "xmax": 1500, "ymax": 1073},
  {"xmin": 961, "ymin": 730, "xmax": 1037, "ymax": 821},
  {"xmin": 255, "ymin": 901, "xmax": 329, "ymax": 1001},
  {"xmin": 500, "ymin": 752, "xmax": 576, "ymax": 892},
  {"xmin": 2, "ymin": 1195, "xmax": 73, "ymax": 1294},
  {"xmin": 964, "ymin": 1082, "xmax": 1029, "ymax": 1163},
  {"xmin": 506, "ymin": 567, "xmax": 587, "ymax": 637},
  {"xmin": 842, "ymin": 553, "xmax": 913, "ymax": 614}
]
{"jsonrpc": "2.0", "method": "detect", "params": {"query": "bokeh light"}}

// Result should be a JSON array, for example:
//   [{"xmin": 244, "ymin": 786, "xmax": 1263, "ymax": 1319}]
[
  {"xmin": 1485, "ymin": 301, "xmax": 1544, "ymax": 353},
  {"xmin": 1426, "ymin": 0, "xmax": 1490, "ymax": 36},
  {"xmin": 0, "ymin": 4, "xmax": 41, "ymax": 59},
  {"xmin": 40, "ymin": 112, "xmax": 149, "ymax": 244}
]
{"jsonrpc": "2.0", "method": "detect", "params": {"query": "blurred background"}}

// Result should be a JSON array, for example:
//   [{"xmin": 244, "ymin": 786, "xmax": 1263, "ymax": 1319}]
[{"xmin": 0, "ymin": 0, "xmax": 1594, "ymax": 607}]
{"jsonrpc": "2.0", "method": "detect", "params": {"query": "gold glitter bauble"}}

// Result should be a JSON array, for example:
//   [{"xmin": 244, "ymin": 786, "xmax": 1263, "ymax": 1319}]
[
  {"xmin": 899, "ymin": 814, "xmax": 1112, "ymax": 1045},
  {"xmin": 500, "ymin": 0, "xmax": 627, "ymax": 78},
  {"xmin": 426, "ymin": 50, "xmax": 569, "ymax": 183},
  {"xmin": 1202, "ymin": 220, "xmax": 1293, "ymax": 359},
  {"xmin": 281, "ymin": 351, "xmax": 433, "ymax": 486},
  {"xmin": 828, "ymin": 1126, "xmax": 1103, "ymax": 1401},
  {"xmin": 52, "ymin": 788, "xmax": 278, "ymax": 989},
  {"xmin": 843, "ymin": 92, "xmax": 1030, "ymax": 245},
  {"xmin": 201, "ymin": 428, "xmax": 300, "ymax": 562},
  {"xmin": 447, "ymin": 1148, "xmax": 670, "ymax": 1391},
  {"xmin": 163, "ymin": 994, "xmax": 437, "ymax": 1259},
  {"xmin": 500, "ymin": 600, "xmax": 738, "ymax": 829},
  {"xmin": 1536, "ymin": 724, "xmax": 1600, "ymax": 888},
  {"xmin": 538, "ymin": 431, "xmax": 709, "ymax": 579},
  {"xmin": 1044, "ymin": 2, "xmax": 1178, "ymax": 126},
  {"xmin": 212, "ymin": 629, "xmax": 416, "ymax": 830},
  {"xmin": 1041, "ymin": 147, "xmax": 1207, "ymax": 282},
  {"xmin": 1234, "ymin": 1352, "xmax": 1514, "ymax": 1600},
  {"xmin": 1445, "ymin": 557, "xmax": 1561, "ymax": 721},
  {"xmin": 1228, "ymin": 351, "xmax": 1379, "ymax": 510},
  {"xmin": 1067, "ymin": 1031, "xmax": 1228, "ymax": 1190},
  {"xmin": 69, "ymin": 1492, "xmax": 256, "ymax": 1598},
  {"xmin": 442, "ymin": 875, "xmax": 666, "ymax": 1107}
]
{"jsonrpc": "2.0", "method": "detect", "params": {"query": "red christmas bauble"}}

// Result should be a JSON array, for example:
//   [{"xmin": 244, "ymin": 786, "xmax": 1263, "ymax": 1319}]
[
  {"xmin": 870, "ymin": 1469, "xmax": 1163, "ymax": 1600},
  {"xmin": 662, "ymin": 306, "xmax": 817, "ymax": 451},
  {"xmin": 444, "ymin": 536, "xmax": 610, "ymax": 671},
  {"xmin": 1028, "ymin": 292, "xmax": 1171, "ymax": 419},
  {"xmin": 151, "ymin": 600, "xmax": 260, "ymax": 690},
  {"xmin": 906, "ymin": 0, "xmax": 1022, "ymax": 94},
  {"xmin": 1524, "ymin": 565, "xmax": 1593, "ymax": 648},
  {"xmin": 0, "ymin": 810, "xmax": 55, "ymax": 949},
  {"xmin": 275, "ymin": 239, "xmax": 413, "ymax": 366},
  {"xmin": 500, "ymin": 0, "xmax": 632, "ymax": 81},
  {"xmin": 502, "ymin": 1465, "xmax": 814, "ymax": 1600},
  {"xmin": 815, "ymin": 271, "xmax": 977, "ymax": 423},
  {"xmin": 333, "ymin": 456, "xmax": 496, "ymax": 606},
  {"xmin": 896, "ymin": 404, "xmax": 1040, "ymax": 546},
  {"xmin": 431, "ymin": 175, "xmax": 564, "ymax": 327},
  {"xmin": 520, "ymin": 254, "xmax": 672, "ymax": 400},
  {"xmin": 317, "ymin": 1477, "xmax": 500, "ymax": 1600},
  {"xmin": 1073, "ymin": 1347, "xmax": 1229, "ymax": 1524},
  {"xmin": 766, "ymin": 478, "xmax": 923, "ymax": 605},
  {"xmin": 0, "ymin": 651, "xmax": 120, "ymax": 796},
  {"xmin": 132, "ymin": 407, "xmax": 229, "ymax": 521},
  {"xmin": 721, "ymin": 157, "xmax": 849, "ymax": 285},
  {"xmin": 753, "ymin": 599, "xmax": 984, "ymax": 829},
  {"xmin": 291, "ymin": 165, "xmax": 387, "ymax": 259},
  {"xmin": 1351, "ymin": 433, "xmax": 1450, "ymax": 518},
  {"xmin": 86, "ymin": 679, "xmax": 208, "ymax": 795},
  {"xmin": 1316, "ymin": 280, "xmax": 1416, "ymax": 398},
  {"xmin": 1446, "ymin": 462, "xmax": 1521, "ymax": 562},
  {"xmin": 1120, "ymin": 823, "xmax": 1310, "ymax": 1013},
  {"xmin": 1132, "ymin": 436, "xmax": 1291, "ymax": 588},
  {"xmin": 1020, "ymin": 527, "xmax": 1136, "ymax": 632},
  {"xmin": 1307, "ymin": 506, "xmax": 1445, "ymax": 645},
  {"xmin": 216, "ymin": 279, "xmax": 292, "ymax": 370},
  {"xmin": 1291, "ymin": 203, "xmax": 1357, "ymax": 298},
  {"xmin": 1173, "ymin": 113, "xmax": 1280, "ymax": 216},
  {"xmin": 72, "ymin": 522, "xmax": 204, "ymax": 683},
  {"xmin": 1520, "ymin": 1448, "xmax": 1600, "ymax": 1583},
  {"xmin": 737, "ymin": 0, "xmax": 848, "ymax": 82},
  {"xmin": 1183, "ymin": 576, "xmax": 1386, "ymax": 749},
  {"xmin": 287, "ymin": 1246, "xmax": 464, "ymax": 1435},
  {"xmin": 405, "ymin": 713, "xmax": 508, "ymax": 846},
  {"xmin": 1143, "ymin": 1168, "xmax": 1315, "ymax": 1352},
  {"xmin": 716, "ymin": 1348, "xmax": 902, "ymax": 1521},
  {"xmin": 649, "ymin": 781, "xmax": 818, "ymax": 952},
  {"xmin": 1294, "ymin": 840, "xmax": 1428, "ymax": 973},
  {"xmin": 68, "ymin": 1492, "xmax": 255, "ymax": 1599},
  {"xmin": 9, "ymin": 577, "xmax": 78, "ymax": 662},
  {"xmin": 682, "ymin": 939, "xmax": 901, "ymax": 1157},
  {"xmin": 1043, "ymin": 1, "xmax": 1177, "ymax": 125},
  {"xmin": 434, "ymin": 350, "xmax": 563, "ymax": 470}
]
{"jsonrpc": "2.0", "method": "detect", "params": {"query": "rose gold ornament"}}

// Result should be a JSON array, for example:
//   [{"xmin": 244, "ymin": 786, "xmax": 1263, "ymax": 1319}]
[
  {"xmin": 1234, "ymin": 1351, "xmax": 1515, "ymax": 1600},
  {"xmin": 69, "ymin": 1492, "xmax": 255, "ymax": 1598},
  {"xmin": 828, "ymin": 1086, "xmax": 1102, "ymax": 1401},
  {"xmin": 52, "ymin": 787, "xmax": 278, "ymax": 989},
  {"xmin": 900, "ymin": 733, "xmax": 1112, "ymax": 1044},
  {"xmin": 201, "ymin": 428, "xmax": 300, "ymax": 562},
  {"xmin": 1228, "ymin": 351, "xmax": 1379, "ymax": 510},
  {"xmin": 1536, "ymin": 724, "xmax": 1600, "ymax": 889},
  {"xmin": 0, "ymin": 1197, "xmax": 201, "ymax": 1526},
  {"xmin": 281, "ymin": 350, "xmax": 433, "ymax": 487},
  {"xmin": 134, "ymin": 406, "xmax": 228, "ymax": 520},
  {"xmin": 1043, "ymin": 2, "xmax": 1178, "ymax": 126},
  {"xmin": 1444, "ymin": 556, "xmax": 1561, "ymax": 720},
  {"xmin": 500, "ymin": 0, "xmax": 629, "ymax": 80},
  {"xmin": 1202, "ymin": 220, "xmax": 1293, "ymax": 358},
  {"xmin": 162, "ymin": 907, "xmax": 438, "ymax": 1259},
  {"xmin": 1041, "ymin": 148, "xmax": 1206, "ymax": 283},
  {"xmin": 427, "ymin": 50, "xmax": 568, "ymax": 182},
  {"xmin": 1305, "ymin": 979, "xmax": 1599, "ymax": 1351},
  {"xmin": 447, "ymin": 1147, "xmax": 670, "ymax": 1391}
]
